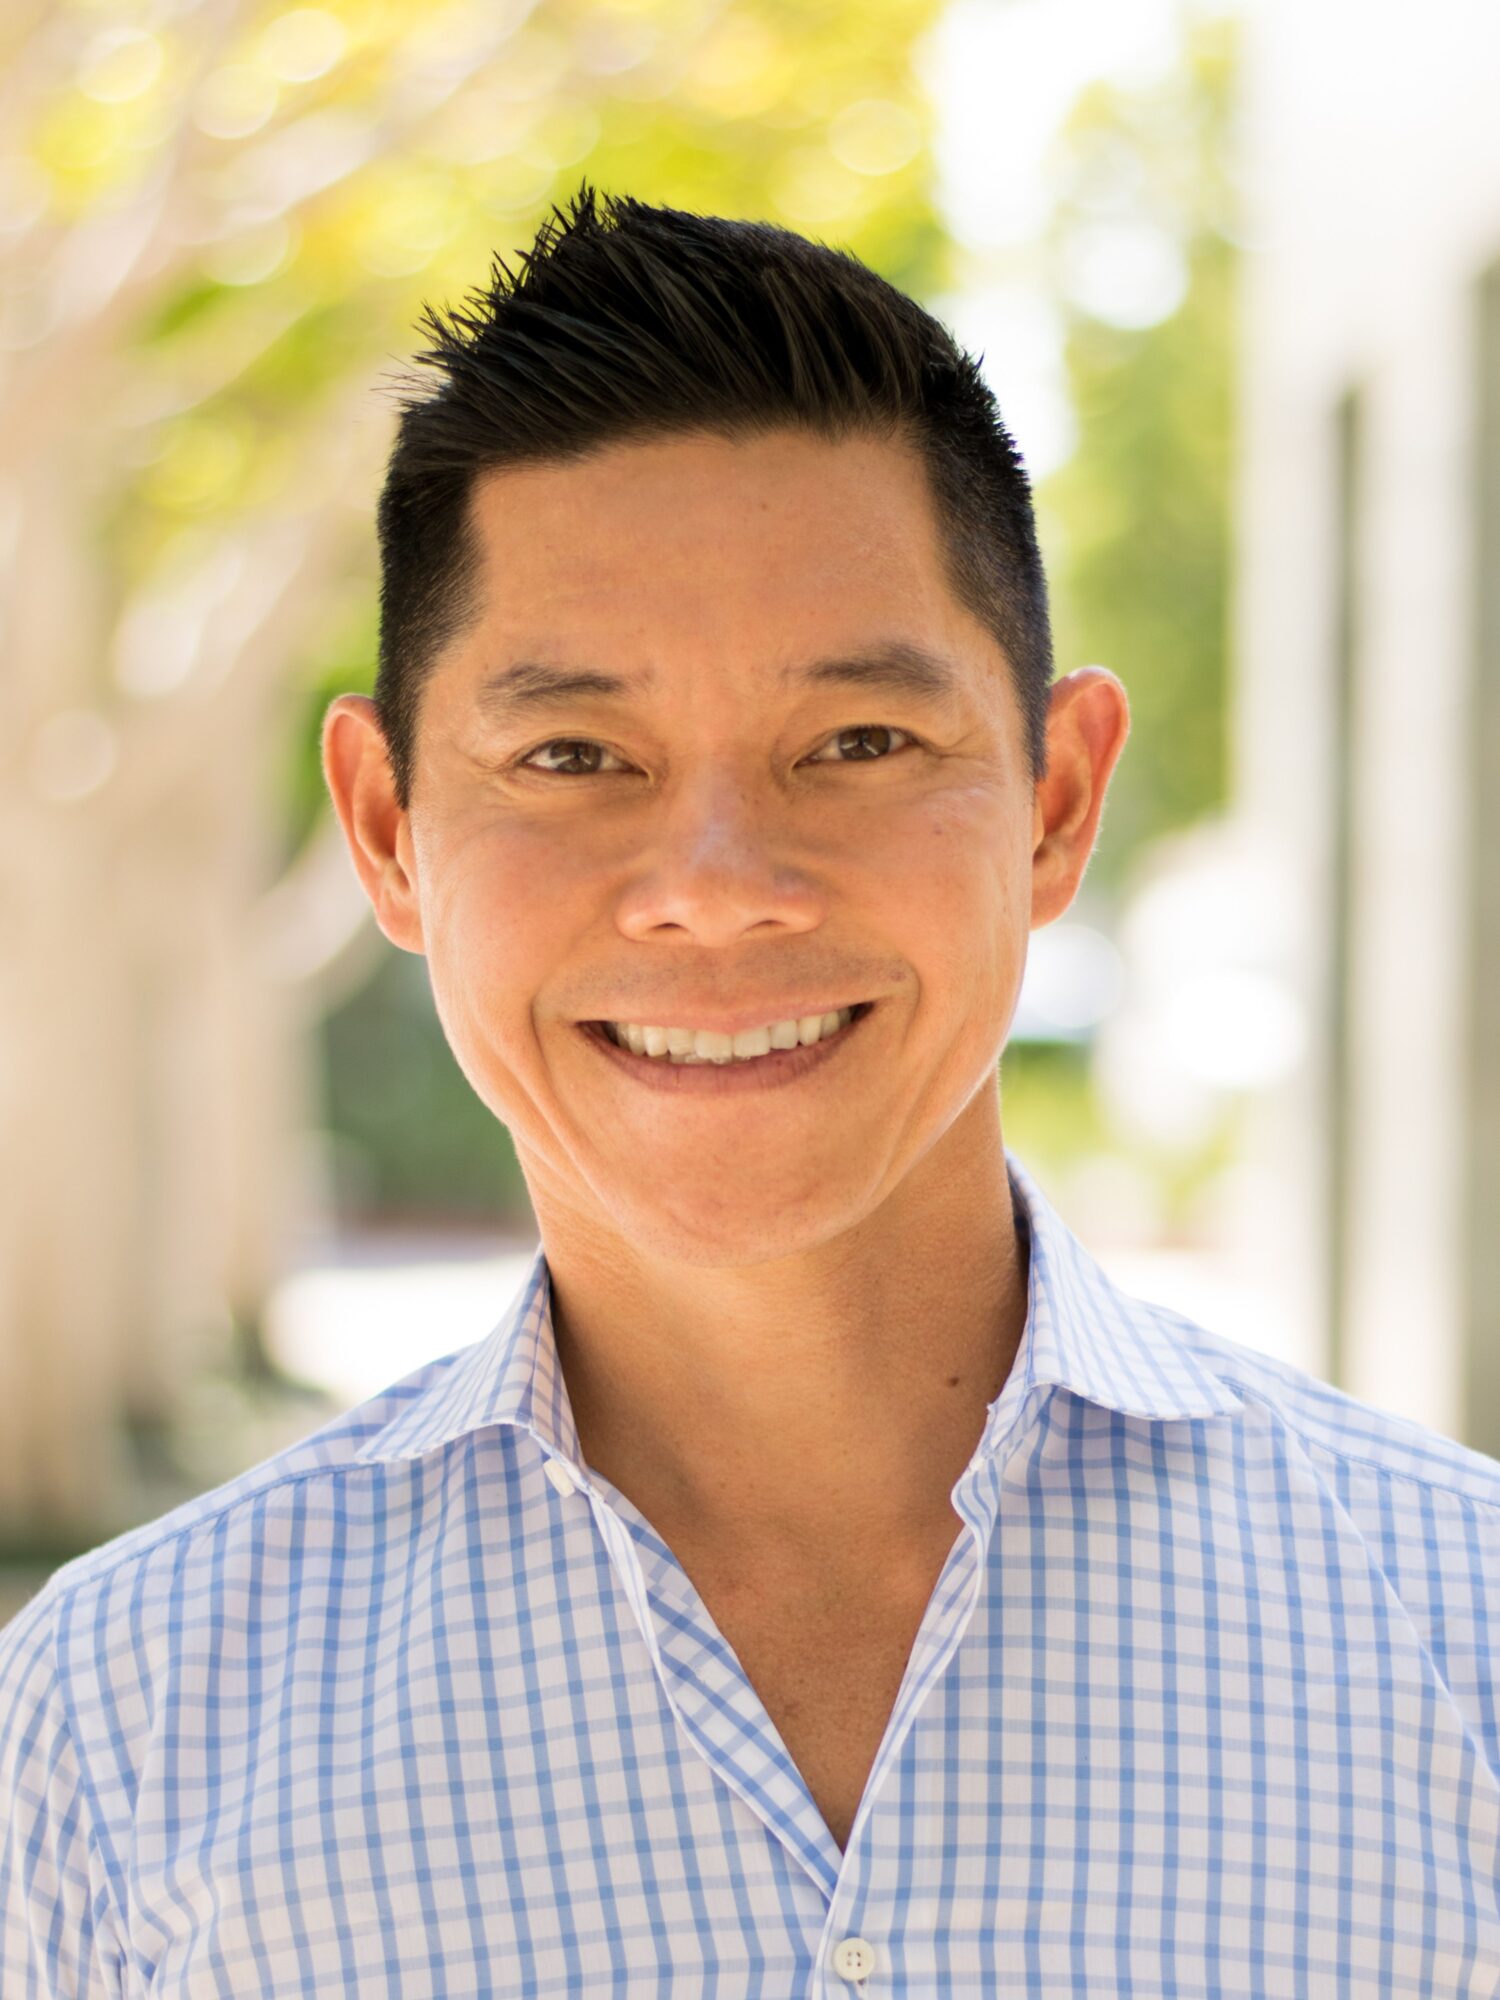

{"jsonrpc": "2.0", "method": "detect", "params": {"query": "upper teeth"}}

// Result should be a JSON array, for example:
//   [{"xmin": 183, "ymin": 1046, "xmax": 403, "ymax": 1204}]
[{"xmin": 605, "ymin": 1009, "xmax": 855, "ymax": 1063}]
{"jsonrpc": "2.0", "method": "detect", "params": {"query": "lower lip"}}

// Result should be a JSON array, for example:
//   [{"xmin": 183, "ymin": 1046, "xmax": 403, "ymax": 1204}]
[{"xmin": 576, "ymin": 1005, "xmax": 874, "ymax": 1094}]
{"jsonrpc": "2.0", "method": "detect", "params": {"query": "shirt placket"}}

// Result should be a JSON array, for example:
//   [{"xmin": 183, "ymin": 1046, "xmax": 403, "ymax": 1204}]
[
  {"xmin": 584, "ymin": 1478, "xmax": 847, "ymax": 1897},
  {"xmin": 531, "ymin": 1376, "xmax": 1031, "ymax": 1998},
  {"xmin": 810, "ymin": 1458, "xmax": 1006, "ymax": 1998}
]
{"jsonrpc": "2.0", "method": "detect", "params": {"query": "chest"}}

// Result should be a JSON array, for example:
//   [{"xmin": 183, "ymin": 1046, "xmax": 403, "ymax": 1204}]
[
  {"xmin": 111, "ymin": 1501, "xmax": 1500, "ymax": 1997},
  {"xmin": 675, "ymin": 1552, "xmax": 952, "ymax": 1852}
]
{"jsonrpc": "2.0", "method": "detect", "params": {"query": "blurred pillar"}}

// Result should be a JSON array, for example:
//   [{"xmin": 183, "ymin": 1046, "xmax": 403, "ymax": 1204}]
[
  {"xmin": 0, "ymin": 459, "xmax": 134, "ymax": 1543},
  {"xmin": 0, "ymin": 813, "xmax": 138, "ymax": 1541},
  {"xmin": 1460, "ymin": 256, "xmax": 1500, "ymax": 1462},
  {"xmin": 0, "ymin": 510, "xmax": 320, "ymax": 1544}
]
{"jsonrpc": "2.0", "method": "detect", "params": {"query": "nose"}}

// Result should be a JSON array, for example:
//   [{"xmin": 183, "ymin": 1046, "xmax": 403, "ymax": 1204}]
[{"xmin": 612, "ymin": 766, "xmax": 828, "ymax": 947}]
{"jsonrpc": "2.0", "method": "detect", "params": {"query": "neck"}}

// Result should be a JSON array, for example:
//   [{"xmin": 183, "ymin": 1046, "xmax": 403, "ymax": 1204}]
[{"xmin": 538, "ymin": 1097, "xmax": 1030, "ymax": 1571}]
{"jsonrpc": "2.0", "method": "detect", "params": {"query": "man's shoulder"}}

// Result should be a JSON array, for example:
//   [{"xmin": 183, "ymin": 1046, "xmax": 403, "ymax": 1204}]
[
  {"xmin": 0, "ymin": 1337, "xmax": 480, "ymax": 1661},
  {"xmin": 1149, "ymin": 1295, "xmax": 1500, "ymax": 1511}
]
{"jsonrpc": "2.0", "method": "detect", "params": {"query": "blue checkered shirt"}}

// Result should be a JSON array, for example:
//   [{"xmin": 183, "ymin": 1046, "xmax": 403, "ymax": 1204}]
[{"xmin": 4, "ymin": 1149, "xmax": 1500, "ymax": 1996}]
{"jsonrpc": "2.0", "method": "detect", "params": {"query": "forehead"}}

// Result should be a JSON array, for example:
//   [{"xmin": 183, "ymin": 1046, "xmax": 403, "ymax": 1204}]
[{"xmin": 461, "ymin": 427, "xmax": 971, "ymax": 640}]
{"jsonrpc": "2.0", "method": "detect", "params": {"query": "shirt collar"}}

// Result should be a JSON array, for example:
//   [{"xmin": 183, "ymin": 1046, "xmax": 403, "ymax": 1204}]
[
  {"xmin": 1001, "ymin": 1149, "xmax": 1243, "ymax": 1426},
  {"xmin": 352, "ymin": 1147, "xmax": 1242, "ymax": 1471}
]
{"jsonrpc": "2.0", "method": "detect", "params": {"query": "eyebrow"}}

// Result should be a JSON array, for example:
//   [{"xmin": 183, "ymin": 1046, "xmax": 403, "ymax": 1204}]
[{"xmin": 474, "ymin": 639, "xmax": 968, "ymax": 718}]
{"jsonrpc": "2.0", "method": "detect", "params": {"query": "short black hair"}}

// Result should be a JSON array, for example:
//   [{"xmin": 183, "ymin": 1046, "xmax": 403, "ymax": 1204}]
[{"xmin": 374, "ymin": 183, "xmax": 1053, "ymax": 810}]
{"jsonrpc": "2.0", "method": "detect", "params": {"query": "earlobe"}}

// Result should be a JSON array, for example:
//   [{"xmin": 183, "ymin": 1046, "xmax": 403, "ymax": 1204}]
[
  {"xmin": 372, "ymin": 848, "xmax": 426, "ymax": 956},
  {"xmin": 321, "ymin": 694, "xmax": 427, "ymax": 955}
]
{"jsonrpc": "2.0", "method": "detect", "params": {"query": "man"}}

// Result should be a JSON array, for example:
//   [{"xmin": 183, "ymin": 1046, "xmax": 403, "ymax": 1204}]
[{"xmin": 3, "ymin": 184, "xmax": 1498, "ymax": 1997}]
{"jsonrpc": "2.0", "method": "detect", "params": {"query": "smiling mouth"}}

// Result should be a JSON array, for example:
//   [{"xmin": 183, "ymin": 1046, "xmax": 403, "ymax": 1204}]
[{"xmin": 580, "ymin": 1008, "xmax": 876, "ymax": 1072}]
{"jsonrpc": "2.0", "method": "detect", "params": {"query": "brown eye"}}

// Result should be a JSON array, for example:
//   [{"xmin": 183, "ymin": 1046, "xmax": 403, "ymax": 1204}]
[
  {"xmin": 518, "ymin": 739, "xmax": 625, "ymax": 776},
  {"xmin": 806, "ymin": 724, "xmax": 915, "ymax": 763}
]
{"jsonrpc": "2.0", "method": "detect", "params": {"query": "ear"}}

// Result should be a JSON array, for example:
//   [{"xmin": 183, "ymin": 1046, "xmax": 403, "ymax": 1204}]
[
  {"xmin": 1030, "ymin": 667, "xmax": 1131, "ymax": 929},
  {"xmin": 321, "ymin": 694, "xmax": 426, "ymax": 954}
]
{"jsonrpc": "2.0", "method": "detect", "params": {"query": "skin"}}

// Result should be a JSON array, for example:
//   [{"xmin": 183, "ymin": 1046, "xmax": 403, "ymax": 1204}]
[{"xmin": 323, "ymin": 424, "xmax": 1129, "ymax": 1625}]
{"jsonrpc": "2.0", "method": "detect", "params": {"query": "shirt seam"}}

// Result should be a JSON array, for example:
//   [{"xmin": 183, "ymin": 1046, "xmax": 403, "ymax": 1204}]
[
  {"xmin": 1218, "ymin": 1373, "xmax": 1500, "ymax": 1512},
  {"xmin": 40, "ymin": 1594, "xmax": 132, "ymax": 1988},
  {"xmin": 46, "ymin": 1454, "xmax": 430, "ymax": 1605}
]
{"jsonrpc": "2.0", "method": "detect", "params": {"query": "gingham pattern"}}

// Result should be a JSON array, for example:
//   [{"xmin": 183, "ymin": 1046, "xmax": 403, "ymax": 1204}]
[{"xmin": 4, "ymin": 1148, "xmax": 1500, "ymax": 1997}]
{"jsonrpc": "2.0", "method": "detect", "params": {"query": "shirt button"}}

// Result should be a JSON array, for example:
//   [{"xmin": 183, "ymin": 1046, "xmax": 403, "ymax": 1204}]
[
  {"xmin": 831, "ymin": 1936, "xmax": 878, "ymax": 1983},
  {"xmin": 543, "ymin": 1458, "xmax": 582, "ymax": 1497}
]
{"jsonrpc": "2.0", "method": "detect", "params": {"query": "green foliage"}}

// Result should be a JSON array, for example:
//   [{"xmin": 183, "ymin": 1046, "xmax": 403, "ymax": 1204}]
[
  {"xmin": 320, "ymin": 949, "xmax": 532, "ymax": 1223},
  {"xmin": 52, "ymin": 0, "xmax": 949, "ymax": 582},
  {"xmin": 278, "ymin": 592, "xmax": 377, "ymax": 867},
  {"xmin": 999, "ymin": 1040, "xmax": 1112, "ymax": 1184},
  {"xmin": 1036, "ymin": 9, "xmax": 1239, "ymax": 901},
  {"xmin": 990, "ymin": 8, "xmax": 1241, "ymax": 1196}
]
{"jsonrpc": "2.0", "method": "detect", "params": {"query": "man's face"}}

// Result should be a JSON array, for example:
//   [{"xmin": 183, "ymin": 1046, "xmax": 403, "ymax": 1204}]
[{"xmin": 332, "ymin": 427, "xmax": 1115, "ymax": 1267}]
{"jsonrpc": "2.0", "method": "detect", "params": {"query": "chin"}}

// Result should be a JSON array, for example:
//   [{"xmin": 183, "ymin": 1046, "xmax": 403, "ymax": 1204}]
[{"xmin": 597, "ymin": 1180, "xmax": 866, "ymax": 1270}]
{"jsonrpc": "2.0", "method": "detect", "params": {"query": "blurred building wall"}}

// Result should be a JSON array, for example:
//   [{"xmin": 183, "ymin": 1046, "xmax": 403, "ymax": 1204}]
[{"xmin": 1235, "ymin": 0, "xmax": 1500, "ymax": 1451}]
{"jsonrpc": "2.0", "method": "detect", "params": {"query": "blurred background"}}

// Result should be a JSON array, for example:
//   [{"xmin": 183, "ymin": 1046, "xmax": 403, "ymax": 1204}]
[{"xmin": 4, "ymin": 0, "xmax": 1497, "ymax": 1604}]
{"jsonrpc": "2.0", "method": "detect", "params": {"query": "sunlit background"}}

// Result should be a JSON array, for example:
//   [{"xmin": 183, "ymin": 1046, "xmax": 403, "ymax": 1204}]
[{"xmin": 5, "ymin": 0, "xmax": 1498, "ymax": 1606}]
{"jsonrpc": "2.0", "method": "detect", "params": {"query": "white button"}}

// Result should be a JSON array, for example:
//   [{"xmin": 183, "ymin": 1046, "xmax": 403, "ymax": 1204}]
[
  {"xmin": 831, "ymin": 1936, "xmax": 878, "ymax": 1982},
  {"xmin": 543, "ymin": 1458, "xmax": 581, "ymax": 1497}
]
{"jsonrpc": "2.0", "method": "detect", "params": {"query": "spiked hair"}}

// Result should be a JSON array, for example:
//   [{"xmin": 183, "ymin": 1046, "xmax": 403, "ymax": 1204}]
[{"xmin": 374, "ymin": 183, "xmax": 1054, "ymax": 808}]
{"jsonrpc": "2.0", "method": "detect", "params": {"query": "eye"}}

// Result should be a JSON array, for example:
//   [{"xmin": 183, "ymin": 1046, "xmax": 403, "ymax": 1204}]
[
  {"xmin": 515, "ymin": 738, "xmax": 631, "ymax": 776},
  {"xmin": 803, "ymin": 723, "xmax": 917, "ymax": 764}
]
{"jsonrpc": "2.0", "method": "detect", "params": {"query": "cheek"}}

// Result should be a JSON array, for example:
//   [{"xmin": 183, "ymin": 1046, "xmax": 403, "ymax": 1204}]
[
  {"xmin": 895, "ymin": 789, "xmax": 1028, "ymax": 1000},
  {"xmin": 900, "ymin": 782, "xmax": 1021, "ymax": 906},
  {"xmin": 424, "ymin": 826, "xmax": 576, "ymax": 1059}
]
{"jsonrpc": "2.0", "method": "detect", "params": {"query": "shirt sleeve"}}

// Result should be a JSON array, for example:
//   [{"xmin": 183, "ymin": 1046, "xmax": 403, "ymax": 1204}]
[{"xmin": 0, "ymin": 1587, "xmax": 125, "ymax": 1999}]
